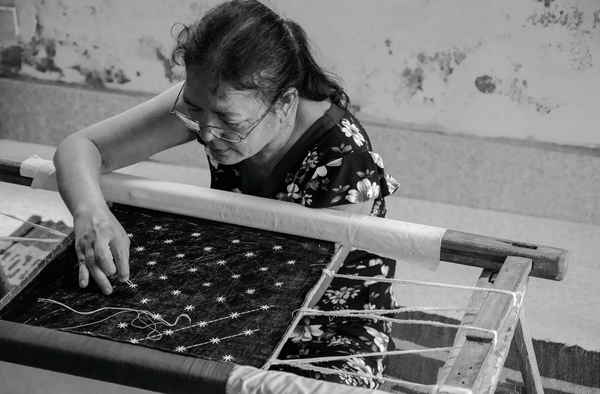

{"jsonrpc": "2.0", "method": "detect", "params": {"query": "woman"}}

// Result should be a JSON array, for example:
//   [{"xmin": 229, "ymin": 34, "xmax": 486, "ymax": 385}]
[{"xmin": 54, "ymin": 0, "xmax": 399, "ymax": 388}]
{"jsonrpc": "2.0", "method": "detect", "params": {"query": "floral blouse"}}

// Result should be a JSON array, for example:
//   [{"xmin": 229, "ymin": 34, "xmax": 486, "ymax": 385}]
[{"xmin": 202, "ymin": 102, "xmax": 400, "ymax": 388}]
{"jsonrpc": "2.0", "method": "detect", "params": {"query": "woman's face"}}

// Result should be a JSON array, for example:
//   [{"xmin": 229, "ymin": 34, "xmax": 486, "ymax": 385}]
[{"xmin": 182, "ymin": 70, "xmax": 287, "ymax": 166}]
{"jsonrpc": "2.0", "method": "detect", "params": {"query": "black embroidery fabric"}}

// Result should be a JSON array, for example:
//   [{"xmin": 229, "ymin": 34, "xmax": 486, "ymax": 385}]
[{"xmin": 0, "ymin": 204, "xmax": 335, "ymax": 368}]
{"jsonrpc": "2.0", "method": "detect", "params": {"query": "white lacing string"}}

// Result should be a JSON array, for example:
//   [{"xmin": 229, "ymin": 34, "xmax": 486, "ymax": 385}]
[
  {"xmin": 330, "ymin": 272, "xmax": 521, "ymax": 307},
  {"xmin": 300, "ymin": 309, "xmax": 498, "ymax": 347},
  {"xmin": 0, "ymin": 211, "xmax": 68, "ymax": 243},
  {"xmin": 270, "ymin": 360, "xmax": 448, "ymax": 393}
]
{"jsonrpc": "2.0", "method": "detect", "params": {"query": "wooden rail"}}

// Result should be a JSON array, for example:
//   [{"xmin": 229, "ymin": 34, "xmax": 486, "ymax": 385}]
[{"xmin": 0, "ymin": 157, "xmax": 568, "ymax": 281}]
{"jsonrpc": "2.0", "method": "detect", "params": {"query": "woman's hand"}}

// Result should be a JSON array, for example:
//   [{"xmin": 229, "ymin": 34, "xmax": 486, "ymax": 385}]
[{"xmin": 74, "ymin": 206, "xmax": 130, "ymax": 295}]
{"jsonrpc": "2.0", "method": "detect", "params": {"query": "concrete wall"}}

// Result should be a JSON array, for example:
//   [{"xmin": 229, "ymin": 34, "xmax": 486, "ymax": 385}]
[{"xmin": 1, "ymin": 0, "xmax": 599, "ymax": 147}]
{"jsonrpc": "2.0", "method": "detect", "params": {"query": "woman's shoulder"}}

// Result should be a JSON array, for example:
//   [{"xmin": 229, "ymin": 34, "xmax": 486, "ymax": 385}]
[{"xmin": 318, "ymin": 105, "xmax": 373, "ymax": 156}]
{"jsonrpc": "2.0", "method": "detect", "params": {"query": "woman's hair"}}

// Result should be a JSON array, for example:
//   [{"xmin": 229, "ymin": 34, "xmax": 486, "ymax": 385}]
[{"xmin": 171, "ymin": 0, "xmax": 346, "ymax": 106}]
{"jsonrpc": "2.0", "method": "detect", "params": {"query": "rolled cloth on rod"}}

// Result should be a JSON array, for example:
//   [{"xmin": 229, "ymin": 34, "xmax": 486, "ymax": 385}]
[{"xmin": 21, "ymin": 156, "xmax": 444, "ymax": 270}]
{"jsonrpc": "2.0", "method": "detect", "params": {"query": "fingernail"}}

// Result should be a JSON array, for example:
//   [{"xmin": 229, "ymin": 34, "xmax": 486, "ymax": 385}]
[
  {"xmin": 104, "ymin": 287, "xmax": 112, "ymax": 295},
  {"xmin": 79, "ymin": 280, "xmax": 85, "ymax": 287}
]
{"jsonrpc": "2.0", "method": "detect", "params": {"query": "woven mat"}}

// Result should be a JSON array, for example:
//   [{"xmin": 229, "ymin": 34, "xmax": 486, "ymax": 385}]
[{"xmin": 0, "ymin": 216, "xmax": 71, "ymax": 288}]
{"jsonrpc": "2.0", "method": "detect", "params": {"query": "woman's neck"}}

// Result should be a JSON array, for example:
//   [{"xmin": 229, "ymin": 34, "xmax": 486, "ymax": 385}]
[{"xmin": 245, "ymin": 98, "xmax": 331, "ymax": 172}]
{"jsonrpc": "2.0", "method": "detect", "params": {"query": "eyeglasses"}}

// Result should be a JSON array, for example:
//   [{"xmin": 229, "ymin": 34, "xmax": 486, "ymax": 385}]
[{"xmin": 170, "ymin": 83, "xmax": 273, "ymax": 143}]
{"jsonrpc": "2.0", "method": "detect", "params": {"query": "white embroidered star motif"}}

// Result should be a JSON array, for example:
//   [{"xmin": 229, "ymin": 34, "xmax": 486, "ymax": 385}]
[
  {"xmin": 191, "ymin": 232, "xmax": 201, "ymax": 237},
  {"xmin": 260, "ymin": 305, "xmax": 271, "ymax": 311},
  {"xmin": 127, "ymin": 233, "xmax": 133, "ymax": 238},
  {"xmin": 129, "ymin": 338, "xmax": 139, "ymax": 344},
  {"xmin": 176, "ymin": 253, "xmax": 185, "ymax": 259},
  {"xmin": 134, "ymin": 246, "xmax": 145, "ymax": 252},
  {"xmin": 118, "ymin": 322, "xmax": 128, "ymax": 329},
  {"xmin": 175, "ymin": 346, "xmax": 186, "ymax": 352},
  {"xmin": 171, "ymin": 289, "xmax": 182, "ymax": 296},
  {"xmin": 231, "ymin": 239, "xmax": 240, "ymax": 244},
  {"xmin": 259, "ymin": 267, "xmax": 268, "ymax": 272},
  {"xmin": 184, "ymin": 305, "xmax": 195, "ymax": 312},
  {"xmin": 216, "ymin": 260, "xmax": 226, "ymax": 266},
  {"xmin": 272, "ymin": 245, "xmax": 282, "ymax": 250},
  {"xmin": 210, "ymin": 337, "xmax": 221, "ymax": 344},
  {"xmin": 274, "ymin": 282, "xmax": 283, "ymax": 287},
  {"xmin": 245, "ymin": 252, "xmax": 255, "ymax": 258},
  {"xmin": 147, "ymin": 260, "xmax": 157, "ymax": 266},
  {"xmin": 163, "ymin": 239, "xmax": 173, "ymax": 244},
  {"xmin": 140, "ymin": 298, "xmax": 150, "ymax": 304},
  {"xmin": 229, "ymin": 312, "xmax": 240, "ymax": 319},
  {"xmin": 216, "ymin": 296, "xmax": 226, "ymax": 303},
  {"xmin": 189, "ymin": 267, "xmax": 198, "ymax": 273},
  {"xmin": 127, "ymin": 281, "xmax": 137, "ymax": 289},
  {"xmin": 198, "ymin": 321, "xmax": 207, "ymax": 327},
  {"xmin": 152, "ymin": 313, "xmax": 162, "ymax": 320},
  {"xmin": 202, "ymin": 282, "xmax": 211, "ymax": 287},
  {"xmin": 159, "ymin": 275, "xmax": 168, "ymax": 280},
  {"xmin": 245, "ymin": 289, "xmax": 255, "ymax": 295},
  {"xmin": 287, "ymin": 260, "xmax": 296, "ymax": 265},
  {"xmin": 222, "ymin": 355, "xmax": 234, "ymax": 362},
  {"xmin": 243, "ymin": 329, "xmax": 255, "ymax": 336},
  {"xmin": 164, "ymin": 329, "xmax": 174, "ymax": 336},
  {"xmin": 231, "ymin": 274, "xmax": 240, "ymax": 279},
  {"xmin": 154, "ymin": 225, "xmax": 162, "ymax": 230},
  {"xmin": 203, "ymin": 246, "xmax": 213, "ymax": 252}
]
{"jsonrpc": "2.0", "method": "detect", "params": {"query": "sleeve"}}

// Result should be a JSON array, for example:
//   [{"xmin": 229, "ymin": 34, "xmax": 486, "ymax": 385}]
[{"xmin": 300, "ymin": 147, "xmax": 398, "ymax": 209}]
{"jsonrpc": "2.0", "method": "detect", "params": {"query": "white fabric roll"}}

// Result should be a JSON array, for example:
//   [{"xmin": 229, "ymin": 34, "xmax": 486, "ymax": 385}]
[{"xmin": 21, "ymin": 156, "xmax": 445, "ymax": 270}]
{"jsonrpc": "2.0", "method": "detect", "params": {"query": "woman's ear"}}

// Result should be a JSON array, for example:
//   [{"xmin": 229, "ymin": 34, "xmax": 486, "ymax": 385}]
[{"xmin": 278, "ymin": 87, "xmax": 299, "ymax": 117}]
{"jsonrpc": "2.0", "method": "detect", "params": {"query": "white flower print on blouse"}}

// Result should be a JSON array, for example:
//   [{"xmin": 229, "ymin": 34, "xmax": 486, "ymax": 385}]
[
  {"xmin": 323, "ymin": 286, "xmax": 361, "ymax": 308},
  {"xmin": 290, "ymin": 317, "xmax": 324, "ymax": 343},
  {"xmin": 346, "ymin": 178, "xmax": 381, "ymax": 203},
  {"xmin": 341, "ymin": 118, "xmax": 365, "ymax": 147},
  {"xmin": 384, "ymin": 172, "xmax": 401, "ymax": 194},
  {"xmin": 369, "ymin": 151, "xmax": 384, "ymax": 168},
  {"xmin": 364, "ymin": 326, "xmax": 389, "ymax": 353}
]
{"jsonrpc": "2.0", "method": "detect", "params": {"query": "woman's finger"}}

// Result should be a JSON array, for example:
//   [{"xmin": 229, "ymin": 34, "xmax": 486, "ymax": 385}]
[
  {"xmin": 75, "ymin": 248, "xmax": 89, "ymax": 288},
  {"xmin": 85, "ymin": 246, "xmax": 113, "ymax": 295},
  {"xmin": 110, "ymin": 234, "xmax": 130, "ymax": 282},
  {"xmin": 94, "ymin": 240, "xmax": 117, "ymax": 277}
]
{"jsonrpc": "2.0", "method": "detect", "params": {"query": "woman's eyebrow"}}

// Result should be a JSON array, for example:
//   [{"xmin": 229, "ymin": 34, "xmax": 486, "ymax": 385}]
[{"xmin": 183, "ymin": 95, "xmax": 243, "ymax": 118}]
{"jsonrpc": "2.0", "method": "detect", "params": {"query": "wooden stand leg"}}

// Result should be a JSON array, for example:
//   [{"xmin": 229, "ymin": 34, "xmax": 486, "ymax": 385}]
[{"xmin": 513, "ymin": 308, "xmax": 544, "ymax": 394}]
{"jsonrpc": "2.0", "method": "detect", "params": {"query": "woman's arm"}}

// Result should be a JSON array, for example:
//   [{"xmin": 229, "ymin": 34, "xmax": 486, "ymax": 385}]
[{"xmin": 54, "ymin": 82, "xmax": 197, "ymax": 294}]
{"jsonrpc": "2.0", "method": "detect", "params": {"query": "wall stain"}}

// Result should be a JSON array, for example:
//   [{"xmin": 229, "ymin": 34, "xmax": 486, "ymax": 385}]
[
  {"xmin": 535, "ymin": 0, "xmax": 555, "ymax": 7},
  {"xmin": 399, "ymin": 49, "xmax": 468, "ymax": 104},
  {"xmin": 528, "ymin": 7, "xmax": 583, "ymax": 30},
  {"xmin": 71, "ymin": 65, "xmax": 104, "ymax": 89},
  {"xmin": 384, "ymin": 38, "xmax": 392, "ymax": 55},
  {"xmin": 15, "ymin": 14, "xmax": 64, "ymax": 76},
  {"xmin": 475, "ymin": 75, "xmax": 559, "ymax": 114},
  {"xmin": 529, "ymin": 6, "xmax": 594, "ymax": 71},
  {"xmin": 0, "ymin": 46, "xmax": 24, "ymax": 76},
  {"xmin": 156, "ymin": 48, "xmax": 175, "ymax": 83},
  {"xmin": 475, "ymin": 75, "xmax": 497, "ymax": 93}
]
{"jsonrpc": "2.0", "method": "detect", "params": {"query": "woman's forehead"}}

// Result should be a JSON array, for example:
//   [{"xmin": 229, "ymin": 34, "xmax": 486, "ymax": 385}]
[{"xmin": 183, "ymin": 75, "xmax": 259, "ymax": 113}]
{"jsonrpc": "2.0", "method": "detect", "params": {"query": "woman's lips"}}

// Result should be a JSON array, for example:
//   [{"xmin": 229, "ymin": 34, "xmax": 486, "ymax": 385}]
[{"xmin": 208, "ymin": 146, "xmax": 229, "ymax": 153}]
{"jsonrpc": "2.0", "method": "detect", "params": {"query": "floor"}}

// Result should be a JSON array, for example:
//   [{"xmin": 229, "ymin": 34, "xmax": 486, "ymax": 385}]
[{"xmin": 1, "ymin": 139, "xmax": 599, "ymax": 392}]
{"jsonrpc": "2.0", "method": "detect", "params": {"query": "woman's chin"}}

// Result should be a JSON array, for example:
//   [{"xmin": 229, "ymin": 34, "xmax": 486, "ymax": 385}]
[{"xmin": 208, "ymin": 149, "xmax": 241, "ymax": 165}]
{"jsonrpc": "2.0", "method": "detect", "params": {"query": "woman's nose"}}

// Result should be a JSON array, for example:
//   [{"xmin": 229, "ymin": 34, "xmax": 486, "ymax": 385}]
[{"xmin": 198, "ymin": 125, "xmax": 216, "ymax": 142}]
